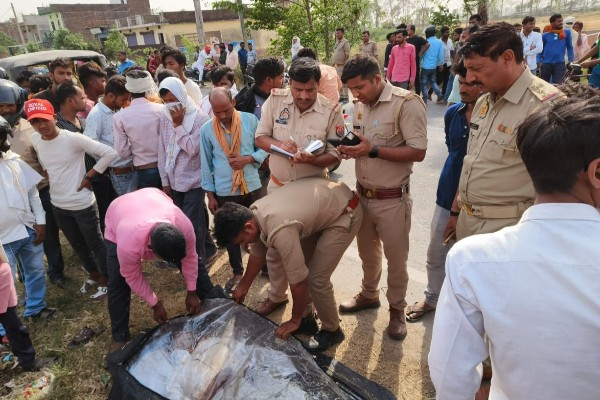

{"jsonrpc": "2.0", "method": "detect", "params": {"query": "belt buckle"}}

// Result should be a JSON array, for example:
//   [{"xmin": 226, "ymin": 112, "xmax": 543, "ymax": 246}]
[
  {"xmin": 365, "ymin": 189, "xmax": 374, "ymax": 199},
  {"xmin": 461, "ymin": 203, "xmax": 474, "ymax": 216}
]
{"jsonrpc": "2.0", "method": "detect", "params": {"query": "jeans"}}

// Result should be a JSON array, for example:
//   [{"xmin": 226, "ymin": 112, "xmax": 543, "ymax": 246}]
[
  {"xmin": 53, "ymin": 202, "xmax": 107, "ymax": 277},
  {"xmin": 444, "ymin": 72, "xmax": 455, "ymax": 101},
  {"xmin": 392, "ymin": 81, "xmax": 410, "ymax": 90},
  {"xmin": 2, "ymin": 228, "xmax": 47, "ymax": 317},
  {"xmin": 171, "ymin": 188, "xmax": 215, "ymax": 299},
  {"xmin": 424, "ymin": 205, "xmax": 455, "ymax": 307},
  {"xmin": 215, "ymin": 191, "xmax": 257, "ymax": 276},
  {"xmin": 421, "ymin": 68, "xmax": 442, "ymax": 103},
  {"xmin": 588, "ymin": 65, "xmax": 600, "ymax": 88},
  {"xmin": 136, "ymin": 167, "xmax": 161, "ymax": 190},
  {"xmin": 541, "ymin": 62, "xmax": 566, "ymax": 84},
  {"xmin": 38, "ymin": 186, "xmax": 65, "ymax": 281},
  {"xmin": 110, "ymin": 170, "xmax": 138, "ymax": 197}
]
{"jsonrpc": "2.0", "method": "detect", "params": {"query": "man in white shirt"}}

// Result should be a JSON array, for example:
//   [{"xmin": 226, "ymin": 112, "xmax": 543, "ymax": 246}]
[
  {"xmin": 162, "ymin": 48, "xmax": 202, "ymax": 105},
  {"xmin": 247, "ymin": 43, "xmax": 258, "ymax": 67},
  {"xmin": 429, "ymin": 92, "xmax": 600, "ymax": 400},
  {"xmin": 0, "ymin": 116, "xmax": 51, "ymax": 323},
  {"xmin": 226, "ymin": 43, "xmax": 239, "ymax": 70},
  {"xmin": 520, "ymin": 16, "xmax": 543, "ymax": 75},
  {"xmin": 192, "ymin": 45, "xmax": 211, "ymax": 85},
  {"xmin": 26, "ymin": 99, "xmax": 117, "ymax": 300}
]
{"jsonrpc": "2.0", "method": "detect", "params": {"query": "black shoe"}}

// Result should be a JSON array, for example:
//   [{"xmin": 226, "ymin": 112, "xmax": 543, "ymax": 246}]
[
  {"xmin": 303, "ymin": 327, "xmax": 345, "ymax": 354},
  {"xmin": 293, "ymin": 314, "xmax": 319, "ymax": 336},
  {"xmin": 50, "ymin": 276, "xmax": 67, "ymax": 288}
]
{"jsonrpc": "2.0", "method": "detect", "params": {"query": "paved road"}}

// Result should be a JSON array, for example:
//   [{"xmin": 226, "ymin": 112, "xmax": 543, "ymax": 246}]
[{"xmin": 201, "ymin": 84, "xmax": 449, "ymax": 398}]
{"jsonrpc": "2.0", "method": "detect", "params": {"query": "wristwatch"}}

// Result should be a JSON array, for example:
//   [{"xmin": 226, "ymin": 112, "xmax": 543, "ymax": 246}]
[{"xmin": 368, "ymin": 145, "xmax": 379, "ymax": 159}]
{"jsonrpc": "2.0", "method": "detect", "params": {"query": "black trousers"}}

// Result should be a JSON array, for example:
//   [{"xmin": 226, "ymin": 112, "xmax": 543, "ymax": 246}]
[
  {"xmin": 92, "ymin": 173, "xmax": 117, "ymax": 233},
  {"xmin": 53, "ymin": 202, "xmax": 107, "ymax": 277},
  {"xmin": 215, "ymin": 191, "xmax": 257, "ymax": 276},
  {"xmin": 106, "ymin": 238, "xmax": 215, "ymax": 342},
  {"xmin": 0, "ymin": 307, "xmax": 36, "ymax": 369},
  {"xmin": 39, "ymin": 186, "xmax": 65, "ymax": 281}
]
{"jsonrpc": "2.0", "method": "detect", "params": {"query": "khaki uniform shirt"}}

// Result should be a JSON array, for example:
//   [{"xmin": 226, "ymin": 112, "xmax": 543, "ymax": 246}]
[
  {"xmin": 360, "ymin": 41, "xmax": 378, "ymax": 59},
  {"xmin": 9, "ymin": 119, "xmax": 48, "ymax": 189},
  {"xmin": 333, "ymin": 38, "xmax": 350, "ymax": 65},
  {"xmin": 458, "ymin": 68, "xmax": 562, "ymax": 206},
  {"xmin": 353, "ymin": 82, "xmax": 428, "ymax": 189},
  {"xmin": 255, "ymin": 89, "xmax": 344, "ymax": 184},
  {"xmin": 249, "ymin": 178, "xmax": 354, "ymax": 284}
]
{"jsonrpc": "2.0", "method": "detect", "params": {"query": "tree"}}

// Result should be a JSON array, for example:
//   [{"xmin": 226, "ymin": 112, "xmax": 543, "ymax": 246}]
[
  {"xmin": 26, "ymin": 42, "xmax": 42, "ymax": 53},
  {"xmin": 0, "ymin": 31, "xmax": 16, "ymax": 57},
  {"xmin": 103, "ymin": 29, "xmax": 128, "ymax": 61},
  {"xmin": 50, "ymin": 29, "xmax": 92, "ymax": 50},
  {"xmin": 429, "ymin": 4, "xmax": 460, "ymax": 29},
  {"xmin": 214, "ymin": 0, "xmax": 369, "ymax": 62},
  {"xmin": 462, "ymin": 0, "xmax": 488, "ymax": 24}
]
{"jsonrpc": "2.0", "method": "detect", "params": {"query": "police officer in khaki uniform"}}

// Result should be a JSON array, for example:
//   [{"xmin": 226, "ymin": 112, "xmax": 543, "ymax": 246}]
[
  {"xmin": 254, "ymin": 57, "xmax": 345, "ymax": 316},
  {"xmin": 337, "ymin": 54, "xmax": 428, "ymax": 341},
  {"xmin": 333, "ymin": 28, "xmax": 351, "ymax": 103},
  {"xmin": 443, "ymin": 23, "xmax": 563, "ymax": 242},
  {"xmin": 215, "ymin": 178, "xmax": 363, "ymax": 353}
]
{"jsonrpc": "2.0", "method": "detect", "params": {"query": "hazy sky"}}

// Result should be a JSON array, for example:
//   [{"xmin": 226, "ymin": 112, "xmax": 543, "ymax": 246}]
[{"xmin": 2, "ymin": 0, "xmax": 209, "ymax": 21}]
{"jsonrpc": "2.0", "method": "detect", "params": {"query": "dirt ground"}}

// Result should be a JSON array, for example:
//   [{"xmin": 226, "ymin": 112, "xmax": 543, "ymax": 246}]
[{"xmin": 0, "ymin": 241, "xmax": 435, "ymax": 399}]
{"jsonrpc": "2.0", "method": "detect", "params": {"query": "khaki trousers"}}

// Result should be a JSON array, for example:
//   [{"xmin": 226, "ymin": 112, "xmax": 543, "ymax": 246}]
[
  {"xmin": 266, "ymin": 180, "xmax": 290, "ymax": 302},
  {"xmin": 456, "ymin": 212, "xmax": 520, "ymax": 240},
  {"xmin": 357, "ymin": 195, "xmax": 412, "ymax": 310},
  {"xmin": 335, "ymin": 65, "xmax": 349, "ymax": 100},
  {"xmin": 307, "ymin": 205, "xmax": 363, "ymax": 330}
]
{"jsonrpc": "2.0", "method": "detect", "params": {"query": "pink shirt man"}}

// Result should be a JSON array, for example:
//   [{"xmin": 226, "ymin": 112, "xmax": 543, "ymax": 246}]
[
  {"xmin": 113, "ymin": 97, "xmax": 164, "ymax": 167},
  {"xmin": 104, "ymin": 188, "xmax": 198, "ymax": 306},
  {"xmin": 318, "ymin": 64, "xmax": 343, "ymax": 103},
  {"xmin": 386, "ymin": 43, "xmax": 417, "ymax": 85}
]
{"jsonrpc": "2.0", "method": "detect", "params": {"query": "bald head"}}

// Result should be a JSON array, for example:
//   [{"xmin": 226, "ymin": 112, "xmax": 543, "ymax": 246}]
[
  {"xmin": 209, "ymin": 86, "xmax": 233, "ymax": 105},
  {"xmin": 210, "ymin": 87, "xmax": 236, "ymax": 128}
]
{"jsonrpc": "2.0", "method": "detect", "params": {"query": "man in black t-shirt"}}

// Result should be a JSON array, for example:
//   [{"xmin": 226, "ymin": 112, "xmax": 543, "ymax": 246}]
[
  {"xmin": 406, "ymin": 25, "xmax": 429, "ymax": 94},
  {"xmin": 383, "ymin": 32, "xmax": 396, "ymax": 75}
]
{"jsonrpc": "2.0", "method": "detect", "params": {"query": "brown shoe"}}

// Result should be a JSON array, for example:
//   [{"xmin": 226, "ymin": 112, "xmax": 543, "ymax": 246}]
[
  {"xmin": 255, "ymin": 298, "xmax": 288, "ymax": 316},
  {"xmin": 388, "ymin": 308, "xmax": 407, "ymax": 340},
  {"xmin": 338, "ymin": 293, "xmax": 381, "ymax": 314}
]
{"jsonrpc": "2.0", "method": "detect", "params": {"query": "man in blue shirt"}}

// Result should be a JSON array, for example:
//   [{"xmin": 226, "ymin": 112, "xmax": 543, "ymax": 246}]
[
  {"xmin": 117, "ymin": 51, "xmax": 136, "ymax": 75},
  {"xmin": 238, "ymin": 42, "xmax": 249, "ymax": 83},
  {"xmin": 541, "ymin": 13, "xmax": 574, "ymax": 83},
  {"xmin": 201, "ymin": 87, "xmax": 268, "ymax": 293},
  {"xmin": 420, "ymin": 26, "xmax": 444, "ymax": 105},
  {"xmin": 405, "ymin": 60, "xmax": 482, "ymax": 322}
]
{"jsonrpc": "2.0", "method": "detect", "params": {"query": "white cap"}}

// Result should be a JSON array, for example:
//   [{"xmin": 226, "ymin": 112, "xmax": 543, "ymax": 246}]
[{"xmin": 564, "ymin": 16, "xmax": 576, "ymax": 25}]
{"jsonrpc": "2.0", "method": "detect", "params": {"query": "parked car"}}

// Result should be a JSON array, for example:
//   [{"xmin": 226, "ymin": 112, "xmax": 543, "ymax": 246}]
[{"xmin": 0, "ymin": 50, "xmax": 108, "ymax": 82}]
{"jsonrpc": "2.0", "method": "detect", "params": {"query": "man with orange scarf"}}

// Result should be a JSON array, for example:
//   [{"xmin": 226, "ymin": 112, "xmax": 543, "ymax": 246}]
[
  {"xmin": 201, "ymin": 88, "xmax": 268, "ymax": 293},
  {"xmin": 541, "ymin": 13, "xmax": 574, "ymax": 83}
]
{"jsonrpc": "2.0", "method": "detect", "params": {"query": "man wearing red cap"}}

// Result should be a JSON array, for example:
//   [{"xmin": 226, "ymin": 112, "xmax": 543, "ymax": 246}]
[
  {"xmin": 25, "ymin": 99, "xmax": 117, "ymax": 300},
  {"xmin": 193, "ymin": 45, "xmax": 212, "ymax": 86}
]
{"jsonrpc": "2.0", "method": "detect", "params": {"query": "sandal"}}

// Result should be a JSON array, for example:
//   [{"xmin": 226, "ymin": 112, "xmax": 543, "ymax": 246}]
[
  {"xmin": 67, "ymin": 325, "xmax": 105, "ymax": 349},
  {"xmin": 28, "ymin": 307, "xmax": 58, "ymax": 320},
  {"xmin": 224, "ymin": 277, "xmax": 240, "ymax": 293},
  {"xmin": 79, "ymin": 278, "xmax": 98, "ymax": 294},
  {"xmin": 90, "ymin": 286, "xmax": 108, "ymax": 300},
  {"xmin": 405, "ymin": 301, "xmax": 435, "ymax": 323}
]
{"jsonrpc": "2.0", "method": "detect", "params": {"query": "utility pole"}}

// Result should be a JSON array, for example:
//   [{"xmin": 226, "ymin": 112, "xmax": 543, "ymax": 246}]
[
  {"xmin": 237, "ymin": 0, "xmax": 247, "ymax": 44},
  {"xmin": 11, "ymin": 2, "xmax": 28, "ymax": 52},
  {"xmin": 193, "ymin": 0, "xmax": 206, "ymax": 44}
]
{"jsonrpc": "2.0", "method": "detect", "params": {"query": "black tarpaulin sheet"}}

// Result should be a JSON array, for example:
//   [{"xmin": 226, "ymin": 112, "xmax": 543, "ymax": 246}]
[{"xmin": 108, "ymin": 298, "xmax": 396, "ymax": 400}]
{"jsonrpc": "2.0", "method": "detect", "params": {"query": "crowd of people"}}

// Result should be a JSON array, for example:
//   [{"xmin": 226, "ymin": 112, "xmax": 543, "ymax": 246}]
[{"xmin": 0, "ymin": 16, "xmax": 599, "ymax": 400}]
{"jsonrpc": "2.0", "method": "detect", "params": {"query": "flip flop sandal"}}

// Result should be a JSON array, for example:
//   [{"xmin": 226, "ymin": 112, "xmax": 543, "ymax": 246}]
[
  {"xmin": 224, "ymin": 277, "xmax": 241, "ymax": 293},
  {"xmin": 90, "ymin": 286, "xmax": 108, "ymax": 300},
  {"xmin": 79, "ymin": 278, "xmax": 98, "ymax": 294},
  {"xmin": 405, "ymin": 302, "xmax": 435, "ymax": 323},
  {"xmin": 67, "ymin": 325, "xmax": 106, "ymax": 349}
]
